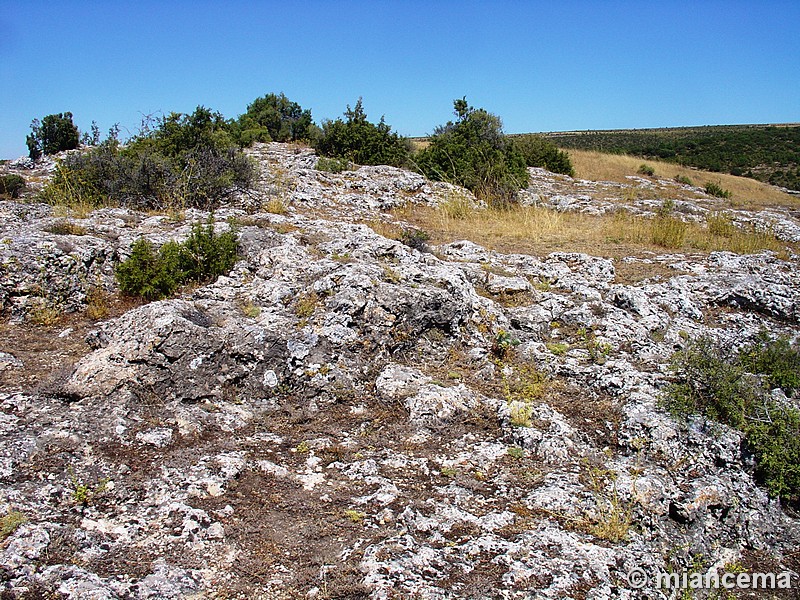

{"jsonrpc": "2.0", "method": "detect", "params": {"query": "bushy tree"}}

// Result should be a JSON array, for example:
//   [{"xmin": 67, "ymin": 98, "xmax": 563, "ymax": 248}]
[
  {"xmin": 44, "ymin": 106, "xmax": 254, "ymax": 210},
  {"xmin": 315, "ymin": 98, "xmax": 411, "ymax": 168},
  {"xmin": 414, "ymin": 98, "xmax": 529, "ymax": 206},
  {"xmin": 26, "ymin": 112, "xmax": 80, "ymax": 159},
  {"xmin": 510, "ymin": 134, "xmax": 574, "ymax": 176},
  {"xmin": 235, "ymin": 92, "xmax": 317, "ymax": 145}
]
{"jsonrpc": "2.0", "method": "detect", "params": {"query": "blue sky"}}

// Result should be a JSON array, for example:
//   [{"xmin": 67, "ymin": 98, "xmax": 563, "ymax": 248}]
[{"xmin": 2, "ymin": 0, "xmax": 798, "ymax": 158}]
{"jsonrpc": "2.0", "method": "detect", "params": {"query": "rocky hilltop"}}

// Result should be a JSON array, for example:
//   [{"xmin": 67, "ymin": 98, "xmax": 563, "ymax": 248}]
[{"xmin": 0, "ymin": 143, "xmax": 798, "ymax": 599}]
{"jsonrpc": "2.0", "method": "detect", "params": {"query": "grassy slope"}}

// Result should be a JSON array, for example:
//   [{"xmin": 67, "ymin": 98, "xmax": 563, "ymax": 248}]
[
  {"xmin": 379, "ymin": 150, "xmax": 799, "ymax": 279},
  {"xmin": 541, "ymin": 124, "xmax": 800, "ymax": 191}
]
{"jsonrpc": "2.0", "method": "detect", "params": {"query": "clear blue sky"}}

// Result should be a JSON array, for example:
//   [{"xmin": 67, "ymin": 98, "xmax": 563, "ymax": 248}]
[{"xmin": 2, "ymin": 0, "xmax": 798, "ymax": 158}]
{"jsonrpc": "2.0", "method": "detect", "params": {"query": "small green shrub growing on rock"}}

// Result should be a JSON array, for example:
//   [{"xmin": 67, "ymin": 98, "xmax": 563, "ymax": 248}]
[
  {"xmin": 115, "ymin": 219, "xmax": 238, "ymax": 300},
  {"xmin": 663, "ymin": 334, "xmax": 800, "ymax": 504},
  {"xmin": 0, "ymin": 174, "xmax": 26, "ymax": 198},
  {"xmin": 316, "ymin": 156, "xmax": 351, "ymax": 173},
  {"xmin": 637, "ymin": 164, "xmax": 655, "ymax": 176},
  {"xmin": 704, "ymin": 181, "xmax": 732, "ymax": 199}
]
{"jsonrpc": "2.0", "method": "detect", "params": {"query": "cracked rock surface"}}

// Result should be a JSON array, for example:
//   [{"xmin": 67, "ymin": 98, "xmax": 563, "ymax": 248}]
[{"xmin": 0, "ymin": 142, "xmax": 798, "ymax": 598}]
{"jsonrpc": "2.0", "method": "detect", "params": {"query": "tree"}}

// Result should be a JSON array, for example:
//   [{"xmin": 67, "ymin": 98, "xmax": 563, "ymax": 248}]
[
  {"xmin": 415, "ymin": 98, "xmax": 529, "ymax": 206},
  {"xmin": 235, "ymin": 92, "xmax": 317, "ymax": 145},
  {"xmin": 27, "ymin": 112, "xmax": 80, "ymax": 159},
  {"xmin": 314, "ymin": 98, "xmax": 411, "ymax": 167}
]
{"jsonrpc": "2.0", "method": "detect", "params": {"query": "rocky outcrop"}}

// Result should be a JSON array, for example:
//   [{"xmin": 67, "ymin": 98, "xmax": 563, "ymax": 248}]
[{"xmin": 0, "ymin": 143, "xmax": 798, "ymax": 598}]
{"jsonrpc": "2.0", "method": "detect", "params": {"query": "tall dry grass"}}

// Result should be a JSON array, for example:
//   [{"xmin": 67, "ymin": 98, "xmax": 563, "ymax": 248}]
[
  {"xmin": 567, "ymin": 149, "xmax": 799, "ymax": 210},
  {"xmin": 393, "ymin": 202, "xmax": 791, "ymax": 259}
]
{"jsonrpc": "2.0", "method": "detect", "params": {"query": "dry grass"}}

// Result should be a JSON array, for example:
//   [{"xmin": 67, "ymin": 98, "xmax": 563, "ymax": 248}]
[
  {"xmin": 392, "ymin": 202, "xmax": 793, "ymax": 262},
  {"xmin": 568, "ymin": 149, "xmax": 799, "ymax": 210}
]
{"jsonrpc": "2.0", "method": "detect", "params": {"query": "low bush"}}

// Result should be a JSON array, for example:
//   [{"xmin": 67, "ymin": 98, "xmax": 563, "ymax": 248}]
[
  {"xmin": 315, "ymin": 99, "xmax": 411, "ymax": 168},
  {"xmin": 0, "ymin": 174, "xmax": 25, "ymax": 198},
  {"xmin": 663, "ymin": 334, "xmax": 800, "ymax": 504},
  {"xmin": 510, "ymin": 134, "xmax": 574, "ymax": 176},
  {"xmin": 399, "ymin": 228, "xmax": 430, "ymax": 252},
  {"xmin": 705, "ymin": 181, "xmax": 732, "ymax": 199},
  {"xmin": 115, "ymin": 218, "xmax": 238, "ymax": 300},
  {"xmin": 414, "ymin": 98, "xmax": 529, "ymax": 207},
  {"xmin": 42, "ymin": 107, "xmax": 255, "ymax": 211},
  {"xmin": 674, "ymin": 174, "xmax": 694, "ymax": 186},
  {"xmin": 637, "ymin": 163, "xmax": 655, "ymax": 176},
  {"xmin": 316, "ymin": 156, "xmax": 351, "ymax": 173}
]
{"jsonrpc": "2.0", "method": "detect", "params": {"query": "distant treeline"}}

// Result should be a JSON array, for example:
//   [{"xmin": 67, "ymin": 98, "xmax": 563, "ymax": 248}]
[{"xmin": 542, "ymin": 125, "xmax": 800, "ymax": 191}]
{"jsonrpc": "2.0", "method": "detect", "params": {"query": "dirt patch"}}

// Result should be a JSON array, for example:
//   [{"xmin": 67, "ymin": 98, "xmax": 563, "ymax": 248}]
[{"xmin": 0, "ymin": 296, "xmax": 143, "ymax": 393}]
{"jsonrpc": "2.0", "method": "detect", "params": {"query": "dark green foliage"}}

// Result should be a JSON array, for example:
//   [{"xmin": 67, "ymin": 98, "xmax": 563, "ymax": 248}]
[
  {"xmin": 637, "ymin": 164, "xmax": 655, "ymax": 176},
  {"xmin": 663, "ymin": 334, "xmax": 800, "ymax": 504},
  {"xmin": 314, "ymin": 99, "xmax": 411, "ymax": 168},
  {"xmin": 747, "ymin": 407, "xmax": 800, "ymax": 503},
  {"xmin": 664, "ymin": 336, "xmax": 757, "ymax": 429},
  {"xmin": 675, "ymin": 174, "xmax": 694, "ymax": 186},
  {"xmin": 399, "ymin": 228, "xmax": 430, "ymax": 252},
  {"xmin": 510, "ymin": 134, "xmax": 574, "ymax": 176},
  {"xmin": 545, "ymin": 125, "xmax": 800, "ymax": 191},
  {"xmin": 740, "ymin": 332, "xmax": 800, "ymax": 394},
  {"xmin": 234, "ymin": 93, "xmax": 318, "ymax": 144},
  {"xmin": 44, "ymin": 107, "xmax": 255, "ymax": 210},
  {"xmin": 415, "ymin": 99, "xmax": 529, "ymax": 207},
  {"xmin": 115, "ymin": 219, "xmax": 239, "ymax": 300},
  {"xmin": 704, "ymin": 181, "xmax": 732, "ymax": 199},
  {"xmin": 0, "ymin": 174, "xmax": 26, "ymax": 198},
  {"xmin": 115, "ymin": 238, "xmax": 184, "ymax": 300},
  {"xmin": 180, "ymin": 219, "xmax": 239, "ymax": 282},
  {"xmin": 316, "ymin": 156, "xmax": 350, "ymax": 173},
  {"xmin": 27, "ymin": 113, "xmax": 80, "ymax": 159}
]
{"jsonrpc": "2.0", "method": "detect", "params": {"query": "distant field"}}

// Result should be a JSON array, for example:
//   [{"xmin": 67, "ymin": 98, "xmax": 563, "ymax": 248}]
[{"xmin": 537, "ymin": 124, "xmax": 800, "ymax": 192}]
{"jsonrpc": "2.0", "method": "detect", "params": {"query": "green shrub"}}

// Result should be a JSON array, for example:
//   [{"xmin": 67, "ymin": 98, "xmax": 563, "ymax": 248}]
[
  {"xmin": 314, "ymin": 98, "xmax": 411, "ymax": 168},
  {"xmin": 115, "ymin": 218, "xmax": 238, "ymax": 299},
  {"xmin": 234, "ymin": 92, "xmax": 318, "ymax": 144},
  {"xmin": 637, "ymin": 164, "xmax": 655, "ymax": 176},
  {"xmin": 675, "ymin": 174, "xmax": 694, "ymax": 186},
  {"xmin": 663, "ymin": 334, "xmax": 800, "ymax": 504},
  {"xmin": 42, "ymin": 107, "xmax": 255, "ymax": 210},
  {"xmin": 740, "ymin": 332, "xmax": 800, "ymax": 394},
  {"xmin": 26, "ymin": 112, "xmax": 80, "ymax": 159},
  {"xmin": 316, "ymin": 156, "xmax": 351, "ymax": 173},
  {"xmin": 510, "ymin": 134, "xmax": 574, "ymax": 176},
  {"xmin": 704, "ymin": 181, "xmax": 732, "ymax": 199},
  {"xmin": 399, "ymin": 228, "xmax": 430, "ymax": 252},
  {"xmin": 414, "ymin": 98, "xmax": 529, "ymax": 207},
  {"xmin": 0, "ymin": 174, "xmax": 26, "ymax": 198}
]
